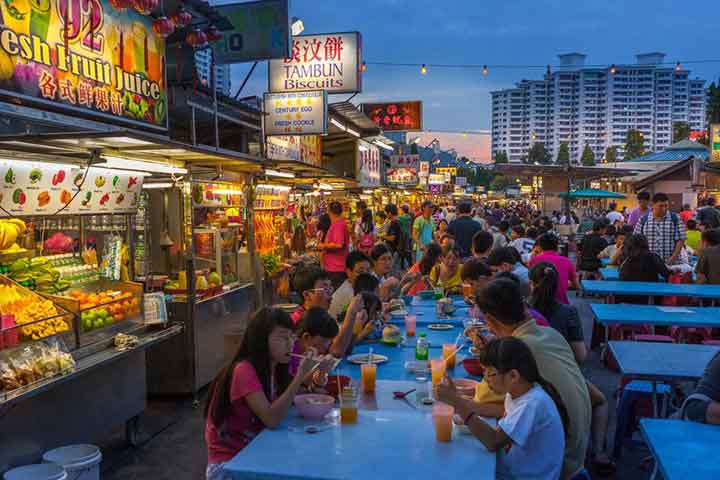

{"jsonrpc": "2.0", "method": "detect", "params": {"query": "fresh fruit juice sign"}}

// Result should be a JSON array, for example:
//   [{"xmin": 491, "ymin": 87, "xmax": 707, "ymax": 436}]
[
  {"xmin": 0, "ymin": 162, "xmax": 143, "ymax": 216},
  {"xmin": 0, "ymin": 0, "xmax": 166, "ymax": 129}
]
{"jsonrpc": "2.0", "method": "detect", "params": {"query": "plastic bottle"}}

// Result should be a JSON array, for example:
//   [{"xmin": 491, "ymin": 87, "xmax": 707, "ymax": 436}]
[{"xmin": 415, "ymin": 333, "xmax": 429, "ymax": 360}]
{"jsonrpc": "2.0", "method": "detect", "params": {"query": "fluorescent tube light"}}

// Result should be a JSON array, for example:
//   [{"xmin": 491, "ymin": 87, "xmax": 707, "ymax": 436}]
[
  {"xmin": 265, "ymin": 169, "xmax": 295, "ymax": 178},
  {"xmin": 99, "ymin": 156, "xmax": 187, "ymax": 174}
]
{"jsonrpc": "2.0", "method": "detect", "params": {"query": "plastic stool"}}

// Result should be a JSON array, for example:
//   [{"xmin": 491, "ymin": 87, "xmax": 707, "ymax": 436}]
[{"xmin": 612, "ymin": 380, "xmax": 671, "ymax": 459}]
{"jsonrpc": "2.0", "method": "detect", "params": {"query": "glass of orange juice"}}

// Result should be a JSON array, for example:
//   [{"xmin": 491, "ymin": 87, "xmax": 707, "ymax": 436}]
[
  {"xmin": 360, "ymin": 363, "xmax": 377, "ymax": 393},
  {"xmin": 405, "ymin": 314, "xmax": 416, "ymax": 337},
  {"xmin": 430, "ymin": 358, "xmax": 446, "ymax": 386},
  {"xmin": 433, "ymin": 403, "xmax": 454, "ymax": 442},
  {"xmin": 339, "ymin": 387, "xmax": 358, "ymax": 424},
  {"xmin": 442, "ymin": 343, "xmax": 457, "ymax": 369}
]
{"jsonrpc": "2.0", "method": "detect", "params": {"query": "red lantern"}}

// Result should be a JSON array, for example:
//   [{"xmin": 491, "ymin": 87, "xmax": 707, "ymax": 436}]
[
  {"xmin": 133, "ymin": 0, "xmax": 157, "ymax": 15},
  {"xmin": 186, "ymin": 28, "xmax": 207, "ymax": 49},
  {"xmin": 108, "ymin": 0, "xmax": 133, "ymax": 11},
  {"xmin": 171, "ymin": 7, "xmax": 193, "ymax": 28},
  {"xmin": 204, "ymin": 25, "xmax": 222, "ymax": 43},
  {"xmin": 152, "ymin": 16, "xmax": 175, "ymax": 37}
]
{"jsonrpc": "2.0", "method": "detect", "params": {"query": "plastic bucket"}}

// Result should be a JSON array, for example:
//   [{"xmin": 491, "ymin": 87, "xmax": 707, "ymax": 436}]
[
  {"xmin": 3, "ymin": 463, "xmax": 67, "ymax": 480},
  {"xmin": 42, "ymin": 445, "xmax": 101, "ymax": 480}
]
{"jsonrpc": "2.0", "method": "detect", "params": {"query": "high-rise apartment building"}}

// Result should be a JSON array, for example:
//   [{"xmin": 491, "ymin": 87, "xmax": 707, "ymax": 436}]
[
  {"xmin": 195, "ymin": 49, "xmax": 231, "ymax": 96},
  {"xmin": 491, "ymin": 53, "xmax": 707, "ymax": 163}
]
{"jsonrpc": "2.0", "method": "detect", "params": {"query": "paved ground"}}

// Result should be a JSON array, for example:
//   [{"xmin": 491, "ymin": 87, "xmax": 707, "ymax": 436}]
[{"xmin": 99, "ymin": 293, "xmax": 660, "ymax": 480}]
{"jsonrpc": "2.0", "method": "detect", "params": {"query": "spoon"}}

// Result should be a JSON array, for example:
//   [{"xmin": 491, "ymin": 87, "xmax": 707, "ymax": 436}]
[{"xmin": 393, "ymin": 388, "xmax": 416, "ymax": 399}]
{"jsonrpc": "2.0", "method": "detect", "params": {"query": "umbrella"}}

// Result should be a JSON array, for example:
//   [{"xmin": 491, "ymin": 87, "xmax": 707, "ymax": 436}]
[{"xmin": 558, "ymin": 188, "xmax": 626, "ymax": 199}]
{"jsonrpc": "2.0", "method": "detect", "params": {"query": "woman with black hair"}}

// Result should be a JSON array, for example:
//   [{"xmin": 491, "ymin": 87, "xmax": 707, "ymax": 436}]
[
  {"xmin": 437, "ymin": 337, "xmax": 567, "ymax": 479},
  {"xmin": 618, "ymin": 234, "xmax": 670, "ymax": 304},
  {"xmin": 355, "ymin": 209, "xmax": 376, "ymax": 256},
  {"xmin": 400, "ymin": 242, "xmax": 442, "ymax": 296},
  {"xmin": 205, "ymin": 307, "xmax": 317, "ymax": 479}
]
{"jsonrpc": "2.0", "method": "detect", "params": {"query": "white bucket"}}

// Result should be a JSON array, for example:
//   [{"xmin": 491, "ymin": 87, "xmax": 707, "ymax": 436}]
[
  {"xmin": 41, "ymin": 445, "xmax": 101, "ymax": 480},
  {"xmin": 3, "ymin": 463, "xmax": 67, "ymax": 480}
]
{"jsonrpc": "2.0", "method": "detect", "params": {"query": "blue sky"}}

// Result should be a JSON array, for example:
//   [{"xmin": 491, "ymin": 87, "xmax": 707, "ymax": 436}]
[{"xmin": 228, "ymin": 0, "xmax": 718, "ymax": 131}]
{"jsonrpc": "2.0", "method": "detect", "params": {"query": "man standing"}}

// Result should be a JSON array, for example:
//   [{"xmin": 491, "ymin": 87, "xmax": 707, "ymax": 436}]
[
  {"xmin": 412, "ymin": 200, "xmax": 435, "ymax": 261},
  {"xmin": 633, "ymin": 192, "xmax": 686, "ymax": 265},
  {"xmin": 318, "ymin": 201, "xmax": 350, "ymax": 289},
  {"xmin": 606, "ymin": 203, "xmax": 624, "ymax": 225},
  {"xmin": 627, "ymin": 191, "xmax": 651, "ymax": 227},
  {"xmin": 447, "ymin": 202, "xmax": 483, "ymax": 259},
  {"xmin": 382, "ymin": 203, "xmax": 405, "ymax": 274},
  {"xmin": 529, "ymin": 233, "xmax": 580, "ymax": 304},
  {"xmin": 697, "ymin": 197, "xmax": 720, "ymax": 230},
  {"xmin": 397, "ymin": 205, "xmax": 414, "ymax": 268}
]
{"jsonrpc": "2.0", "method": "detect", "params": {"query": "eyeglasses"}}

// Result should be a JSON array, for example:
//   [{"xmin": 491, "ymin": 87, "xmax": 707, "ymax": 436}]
[{"xmin": 309, "ymin": 286, "xmax": 333, "ymax": 294}]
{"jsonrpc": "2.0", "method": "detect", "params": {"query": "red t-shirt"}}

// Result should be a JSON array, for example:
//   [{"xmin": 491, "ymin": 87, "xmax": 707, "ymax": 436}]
[
  {"xmin": 291, "ymin": 305, "xmax": 306, "ymax": 325},
  {"xmin": 679, "ymin": 210, "xmax": 694, "ymax": 223},
  {"xmin": 205, "ymin": 361, "xmax": 270, "ymax": 464},
  {"xmin": 323, "ymin": 218, "xmax": 349, "ymax": 273},
  {"xmin": 529, "ymin": 251, "xmax": 577, "ymax": 304},
  {"xmin": 406, "ymin": 263, "xmax": 427, "ymax": 296}
]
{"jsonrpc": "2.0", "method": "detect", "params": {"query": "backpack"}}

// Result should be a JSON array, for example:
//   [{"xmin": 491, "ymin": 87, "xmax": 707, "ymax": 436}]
[{"xmin": 637, "ymin": 212, "xmax": 680, "ymax": 234}]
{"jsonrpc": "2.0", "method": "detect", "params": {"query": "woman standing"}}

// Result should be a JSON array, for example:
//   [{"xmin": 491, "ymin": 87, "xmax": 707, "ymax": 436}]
[
  {"xmin": 355, "ymin": 209, "xmax": 375, "ymax": 256},
  {"xmin": 433, "ymin": 219, "xmax": 449, "ymax": 244},
  {"xmin": 205, "ymin": 308, "xmax": 317, "ymax": 479}
]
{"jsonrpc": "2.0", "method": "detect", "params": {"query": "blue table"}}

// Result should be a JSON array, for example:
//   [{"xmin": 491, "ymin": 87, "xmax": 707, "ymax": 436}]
[
  {"xmin": 592, "ymin": 304, "xmax": 720, "ymax": 328},
  {"xmin": 582, "ymin": 280, "xmax": 720, "ymax": 299},
  {"xmin": 224, "ymin": 405, "xmax": 496, "ymax": 480},
  {"xmin": 609, "ymin": 341, "xmax": 719, "ymax": 382},
  {"xmin": 599, "ymin": 267, "xmax": 619, "ymax": 281},
  {"xmin": 640, "ymin": 419, "xmax": 720, "ymax": 480}
]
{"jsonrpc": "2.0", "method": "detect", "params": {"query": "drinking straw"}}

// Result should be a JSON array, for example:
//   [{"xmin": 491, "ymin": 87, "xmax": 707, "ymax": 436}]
[{"xmin": 444, "ymin": 345, "xmax": 464, "ymax": 365}]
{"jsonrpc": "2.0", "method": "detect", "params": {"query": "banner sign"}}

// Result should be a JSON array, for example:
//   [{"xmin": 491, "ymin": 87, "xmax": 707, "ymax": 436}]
[
  {"xmin": 215, "ymin": 0, "xmax": 289, "ymax": 64},
  {"xmin": 264, "ymin": 90, "xmax": 327, "ymax": 135},
  {"xmin": 266, "ymin": 135, "xmax": 322, "ymax": 167},
  {"xmin": 357, "ymin": 139, "xmax": 380, "ymax": 187},
  {"xmin": 712, "ymin": 123, "xmax": 720, "ymax": 162},
  {"xmin": 419, "ymin": 161, "xmax": 430, "ymax": 177},
  {"xmin": 0, "ymin": 0, "xmax": 166, "ymax": 129},
  {"xmin": 361, "ymin": 101, "xmax": 422, "ymax": 131},
  {"xmin": 436, "ymin": 167, "xmax": 457, "ymax": 176},
  {"xmin": 428, "ymin": 174, "xmax": 445, "ymax": 185},
  {"xmin": 269, "ymin": 31, "xmax": 361, "ymax": 94},
  {"xmin": 0, "ymin": 161, "xmax": 143, "ymax": 216},
  {"xmin": 390, "ymin": 154, "xmax": 419, "ymax": 170},
  {"xmin": 387, "ymin": 168, "xmax": 418, "ymax": 186},
  {"xmin": 455, "ymin": 176, "xmax": 467, "ymax": 187}
]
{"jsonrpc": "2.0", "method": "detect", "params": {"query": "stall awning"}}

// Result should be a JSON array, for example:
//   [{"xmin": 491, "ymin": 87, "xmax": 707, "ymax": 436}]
[
  {"xmin": 559, "ymin": 188, "xmax": 627, "ymax": 199},
  {"xmin": 494, "ymin": 163, "xmax": 640, "ymax": 181},
  {"xmin": 0, "ymin": 130, "xmax": 264, "ymax": 173}
]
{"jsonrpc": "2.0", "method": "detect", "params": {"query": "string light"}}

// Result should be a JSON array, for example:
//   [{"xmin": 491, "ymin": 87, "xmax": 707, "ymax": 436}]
[
  {"xmin": 360, "ymin": 61, "xmax": 367, "ymax": 72},
  {"xmin": 609, "ymin": 64, "xmax": 617, "ymax": 75},
  {"xmin": 675, "ymin": 61, "xmax": 681, "ymax": 71},
  {"xmin": 482, "ymin": 65, "xmax": 488, "ymax": 76},
  {"xmin": 420, "ymin": 64, "xmax": 427, "ymax": 75}
]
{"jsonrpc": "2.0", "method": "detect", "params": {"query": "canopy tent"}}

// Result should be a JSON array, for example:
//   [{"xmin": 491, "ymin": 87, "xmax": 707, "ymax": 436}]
[{"xmin": 559, "ymin": 188, "xmax": 626, "ymax": 199}]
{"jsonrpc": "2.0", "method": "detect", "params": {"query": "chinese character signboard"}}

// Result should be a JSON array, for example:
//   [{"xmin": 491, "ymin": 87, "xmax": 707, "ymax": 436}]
[
  {"xmin": 300, "ymin": 135, "xmax": 322, "ymax": 167},
  {"xmin": 436, "ymin": 167, "xmax": 457, "ymax": 176},
  {"xmin": 390, "ymin": 154, "xmax": 419, "ymax": 170},
  {"xmin": 428, "ymin": 174, "xmax": 445, "ymax": 185},
  {"xmin": 387, "ymin": 168, "xmax": 418, "ymax": 187},
  {"xmin": 361, "ymin": 101, "xmax": 422, "ymax": 131},
  {"xmin": 712, "ymin": 124, "xmax": 720, "ymax": 162},
  {"xmin": 357, "ymin": 139, "xmax": 380, "ymax": 187},
  {"xmin": 215, "ymin": 0, "xmax": 289, "ymax": 64},
  {"xmin": 264, "ymin": 90, "xmax": 327, "ymax": 135},
  {"xmin": 419, "ymin": 161, "xmax": 430, "ymax": 177},
  {"xmin": 266, "ymin": 135, "xmax": 322, "ymax": 166},
  {"xmin": 268, "ymin": 32, "xmax": 361, "ymax": 94},
  {"xmin": 0, "ymin": 0, "xmax": 166, "ymax": 129}
]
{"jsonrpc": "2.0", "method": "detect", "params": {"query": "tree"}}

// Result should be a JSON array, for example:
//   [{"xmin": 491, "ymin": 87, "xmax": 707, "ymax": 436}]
[
  {"xmin": 604, "ymin": 146, "xmax": 618, "ymax": 164},
  {"xmin": 556, "ymin": 142, "xmax": 570, "ymax": 165},
  {"xmin": 708, "ymin": 81, "xmax": 720, "ymax": 124},
  {"xmin": 624, "ymin": 129, "xmax": 645, "ymax": 160},
  {"xmin": 489, "ymin": 174, "xmax": 512, "ymax": 191},
  {"xmin": 528, "ymin": 143, "xmax": 551, "ymax": 164},
  {"xmin": 581, "ymin": 144, "xmax": 595, "ymax": 166},
  {"xmin": 494, "ymin": 151, "xmax": 508, "ymax": 164},
  {"xmin": 673, "ymin": 122, "xmax": 690, "ymax": 143}
]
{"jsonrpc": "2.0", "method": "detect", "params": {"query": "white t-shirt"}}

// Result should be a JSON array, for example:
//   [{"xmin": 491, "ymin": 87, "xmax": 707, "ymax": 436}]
[
  {"xmin": 606, "ymin": 211, "xmax": 624, "ymax": 224},
  {"xmin": 497, "ymin": 384, "xmax": 565, "ymax": 480},
  {"xmin": 329, "ymin": 279, "xmax": 354, "ymax": 320},
  {"xmin": 510, "ymin": 237, "xmax": 535, "ymax": 256}
]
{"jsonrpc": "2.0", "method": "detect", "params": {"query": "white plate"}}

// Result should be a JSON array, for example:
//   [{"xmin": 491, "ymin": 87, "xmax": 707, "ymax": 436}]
[
  {"xmin": 428, "ymin": 323, "xmax": 454, "ymax": 330},
  {"xmin": 347, "ymin": 353, "xmax": 389, "ymax": 365},
  {"xmin": 390, "ymin": 310, "xmax": 409, "ymax": 317}
]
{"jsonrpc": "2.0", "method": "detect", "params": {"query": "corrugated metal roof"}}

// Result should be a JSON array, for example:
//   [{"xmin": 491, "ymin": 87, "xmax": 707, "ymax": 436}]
[{"xmin": 628, "ymin": 149, "xmax": 709, "ymax": 162}]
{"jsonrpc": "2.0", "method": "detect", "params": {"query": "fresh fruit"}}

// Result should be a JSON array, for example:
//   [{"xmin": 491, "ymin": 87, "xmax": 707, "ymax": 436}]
[
  {"xmin": 207, "ymin": 271, "xmax": 221, "ymax": 286},
  {"xmin": 29, "ymin": 168, "xmax": 42, "ymax": 183},
  {"xmin": 196, "ymin": 275, "xmax": 209, "ymax": 289}
]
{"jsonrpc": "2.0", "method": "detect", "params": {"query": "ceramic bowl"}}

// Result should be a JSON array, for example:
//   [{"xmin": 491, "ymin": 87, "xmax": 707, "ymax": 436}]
[{"xmin": 294, "ymin": 394, "xmax": 335, "ymax": 420}]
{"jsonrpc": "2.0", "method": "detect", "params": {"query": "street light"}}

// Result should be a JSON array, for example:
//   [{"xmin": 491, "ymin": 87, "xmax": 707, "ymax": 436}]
[{"xmin": 291, "ymin": 17, "xmax": 304, "ymax": 36}]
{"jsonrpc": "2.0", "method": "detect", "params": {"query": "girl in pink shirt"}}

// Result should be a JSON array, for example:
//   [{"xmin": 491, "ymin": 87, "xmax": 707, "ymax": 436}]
[{"xmin": 204, "ymin": 307, "xmax": 317, "ymax": 479}]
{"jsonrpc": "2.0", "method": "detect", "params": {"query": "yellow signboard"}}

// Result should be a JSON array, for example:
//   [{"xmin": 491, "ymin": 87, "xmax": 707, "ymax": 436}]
[
  {"xmin": 0, "ymin": 0, "xmax": 166, "ymax": 129},
  {"xmin": 712, "ymin": 124, "xmax": 720, "ymax": 162},
  {"xmin": 435, "ymin": 167, "xmax": 457, "ymax": 176}
]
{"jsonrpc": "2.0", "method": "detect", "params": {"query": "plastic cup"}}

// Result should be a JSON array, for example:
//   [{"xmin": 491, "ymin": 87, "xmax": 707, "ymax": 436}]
[
  {"xmin": 430, "ymin": 358, "xmax": 446, "ymax": 386},
  {"xmin": 433, "ymin": 403, "xmax": 454, "ymax": 442},
  {"xmin": 405, "ymin": 314, "xmax": 417, "ymax": 337},
  {"xmin": 340, "ymin": 387, "xmax": 358, "ymax": 424},
  {"xmin": 462, "ymin": 283, "xmax": 473, "ymax": 298},
  {"xmin": 442, "ymin": 344, "xmax": 457, "ymax": 369},
  {"xmin": 361, "ymin": 363, "xmax": 377, "ymax": 393}
]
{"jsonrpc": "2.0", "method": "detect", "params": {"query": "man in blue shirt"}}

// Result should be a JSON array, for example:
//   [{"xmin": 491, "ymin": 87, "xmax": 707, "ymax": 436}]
[{"xmin": 448, "ymin": 202, "xmax": 483, "ymax": 259}]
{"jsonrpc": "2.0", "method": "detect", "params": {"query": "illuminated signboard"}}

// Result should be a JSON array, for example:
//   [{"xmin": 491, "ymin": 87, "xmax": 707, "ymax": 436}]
[
  {"xmin": 263, "ymin": 90, "xmax": 327, "ymax": 135},
  {"xmin": 435, "ymin": 167, "xmax": 457, "ymax": 176},
  {"xmin": 0, "ymin": 0, "xmax": 166, "ymax": 129},
  {"xmin": 361, "ymin": 101, "xmax": 422, "ymax": 131},
  {"xmin": 387, "ymin": 168, "xmax": 418, "ymax": 186},
  {"xmin": 266, "ymin": 135, "xmax": 322, "ymax": 167},
  {"xmin": 268, "ymin": 32, "xmax": 361, "ymax": 94},
  {"xmin": 357, "ymin": 139, "xmax": 380, "ymax": 187},
  {"xmin": 712, "ymin": 124, "xmax": 720, "ymax": 162},
  {"xmin": 390, "ymin": 154, "xmax": 419, "ymax": 170}
]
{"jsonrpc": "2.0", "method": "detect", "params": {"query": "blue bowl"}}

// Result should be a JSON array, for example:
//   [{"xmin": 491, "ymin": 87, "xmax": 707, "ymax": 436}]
[{"xmin": 402, "ymin": 295, "xmax": 413, "ymax": 306}]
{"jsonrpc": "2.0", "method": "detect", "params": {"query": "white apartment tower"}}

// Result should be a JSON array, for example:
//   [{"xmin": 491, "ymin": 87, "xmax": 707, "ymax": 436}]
[
  {"xmin": 195, "ymin": 49, "xmax": 232, "ymax": 96},
  {"xmin": 491, "ymin": 53, "xmax": 707, "ymax": 163}
]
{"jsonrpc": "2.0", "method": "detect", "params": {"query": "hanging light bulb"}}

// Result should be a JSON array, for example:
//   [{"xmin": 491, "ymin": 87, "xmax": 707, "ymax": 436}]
[
  {"xmin": 360, "ymin": 61, "xmax": 367, "ymax": 73},
  {"xmin": 675, "ymin": 61, "xmax": 681, "ymax": 72},
  {"xmin": 609, "ymin": 64, "xmax": 617, "ymax": 75},
  {"xmin": 420, "ymin": 64, "xmax": 427, "ymax": 75},
  {"xmin": 482, "ymin": 65, "xmax": 488, "ymax": 76}
]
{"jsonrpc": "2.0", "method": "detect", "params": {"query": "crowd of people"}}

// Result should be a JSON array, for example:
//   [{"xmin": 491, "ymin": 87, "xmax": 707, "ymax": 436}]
[{"xmin": 202, "ymin": 193, "xmax": 720, "ymax": 480}]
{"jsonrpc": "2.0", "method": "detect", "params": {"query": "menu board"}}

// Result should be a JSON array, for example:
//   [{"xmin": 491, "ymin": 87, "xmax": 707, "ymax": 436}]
[{"xmin": 0, "ymin": 162, "xmax": 144, "ymax": 216}]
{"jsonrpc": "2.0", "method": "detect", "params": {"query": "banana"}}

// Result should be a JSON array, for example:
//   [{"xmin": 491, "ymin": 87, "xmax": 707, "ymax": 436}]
[{"xmin": 6, "ymin": 219, "xmax": 26, "ymax": 235}]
